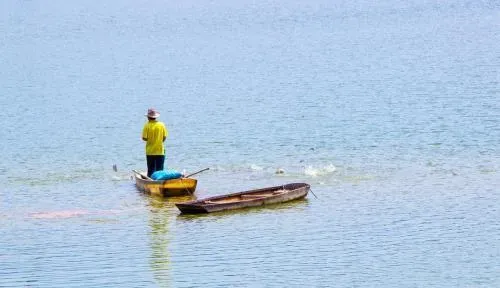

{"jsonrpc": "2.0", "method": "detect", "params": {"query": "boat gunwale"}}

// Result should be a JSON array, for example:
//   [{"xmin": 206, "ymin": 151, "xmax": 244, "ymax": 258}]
[{"xmin": 132, "ymin": 170, "xmax": 195, "ymax": 184}]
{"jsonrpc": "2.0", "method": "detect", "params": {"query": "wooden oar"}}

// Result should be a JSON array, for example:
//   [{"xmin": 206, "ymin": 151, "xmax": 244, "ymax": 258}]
[
  {"xmin": 184, "ymin": 167, "xmax": 210, "ymax": 178},
  {"xmin": 132, "ymin": 169, "xmax": 153, "ymax": 180}
]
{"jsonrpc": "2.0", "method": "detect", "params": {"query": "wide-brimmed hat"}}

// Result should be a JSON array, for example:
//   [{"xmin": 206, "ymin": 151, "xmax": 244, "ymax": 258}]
[{"xmin": 145, "ymin": 108, "xmax": 160, "ymax": 118}]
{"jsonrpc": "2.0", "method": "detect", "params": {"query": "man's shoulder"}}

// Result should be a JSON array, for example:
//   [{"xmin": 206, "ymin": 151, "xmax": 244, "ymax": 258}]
[
  {"xmin": 151, "ymin": 121, "xmax": 166, "ymax": 130},
  {"xmin": 145, "ymin": 121, "xmax": 165, "ymax": 126}
]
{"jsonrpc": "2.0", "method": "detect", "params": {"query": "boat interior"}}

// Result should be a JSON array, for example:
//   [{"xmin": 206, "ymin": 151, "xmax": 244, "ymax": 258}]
[{"xmin": 203, "ymin": 189, "xmax": 288, "ymax": 204}]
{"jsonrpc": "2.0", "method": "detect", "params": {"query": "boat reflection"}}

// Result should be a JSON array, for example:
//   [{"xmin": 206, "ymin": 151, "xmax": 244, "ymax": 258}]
[{"xmin": 146, "ymin": 194, "xmax": 186, "ymax": 287}]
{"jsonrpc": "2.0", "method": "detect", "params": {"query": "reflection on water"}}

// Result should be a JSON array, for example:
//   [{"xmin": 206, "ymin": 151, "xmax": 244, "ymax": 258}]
[
  {"xmin": 147, "ymin": 195, "xmax": 194, "ymax": 287},
  {"xmin": 147, "ymin": 196, "xmax": 172, "ymax": 287}
]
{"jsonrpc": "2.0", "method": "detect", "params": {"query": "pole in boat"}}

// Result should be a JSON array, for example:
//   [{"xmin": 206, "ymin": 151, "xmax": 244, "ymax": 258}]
[
  {"xmin": 185, "ymin": 168, "xmax": 210, "ymax": 178},
  {"xmin": 132, "ymin": 169, "xmax": 153, "ymax": 180}
]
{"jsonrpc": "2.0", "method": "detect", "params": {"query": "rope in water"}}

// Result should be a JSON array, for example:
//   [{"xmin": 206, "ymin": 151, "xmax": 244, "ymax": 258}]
[{"xmin": 309, "ymin": 188, "xmax": 318, "ymax": 199}]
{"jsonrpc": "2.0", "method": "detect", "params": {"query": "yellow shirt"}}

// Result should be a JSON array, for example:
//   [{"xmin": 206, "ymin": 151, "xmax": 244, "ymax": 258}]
[{"xmin": 142, "ymin": 120, "xmax": 168, "ymax": 155}]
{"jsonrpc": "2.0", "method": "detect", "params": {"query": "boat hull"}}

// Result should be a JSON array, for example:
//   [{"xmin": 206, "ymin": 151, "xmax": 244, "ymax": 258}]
[
  {"xmin": 175, "ymin": 183, "xmax": 310, "ymax": 214},
  {"xmin": 133, "ymin": 170, "xmax": 197, "ymax": 197}
]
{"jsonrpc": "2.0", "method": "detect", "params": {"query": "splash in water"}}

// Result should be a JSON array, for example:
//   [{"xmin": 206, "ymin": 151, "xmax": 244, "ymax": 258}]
[{"xmin": 304, "ymin": 164, "xmax": 337, "ymax": 177}]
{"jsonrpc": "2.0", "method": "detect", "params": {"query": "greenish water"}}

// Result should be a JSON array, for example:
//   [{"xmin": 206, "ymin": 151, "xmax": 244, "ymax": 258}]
[{"xmin": 0, "ymin": 0, "xmax": 499, "ymax": 287}]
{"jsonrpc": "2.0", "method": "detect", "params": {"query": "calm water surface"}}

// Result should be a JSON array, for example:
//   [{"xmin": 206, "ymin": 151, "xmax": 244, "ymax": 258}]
[{"xmin": 1, "ymin": 0, "xmax": 499, "ymax": 287}]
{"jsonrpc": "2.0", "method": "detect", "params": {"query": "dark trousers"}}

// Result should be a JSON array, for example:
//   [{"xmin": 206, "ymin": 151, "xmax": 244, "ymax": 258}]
[{"xmin": 146, "ymin": 155, "xmax": 165, "ymax": 177}]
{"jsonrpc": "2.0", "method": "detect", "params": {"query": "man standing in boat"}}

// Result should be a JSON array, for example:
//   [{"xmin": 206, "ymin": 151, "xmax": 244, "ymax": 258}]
[{"xmin": 142, "ymin": 108, "xmax": 168, "ymax": 177}]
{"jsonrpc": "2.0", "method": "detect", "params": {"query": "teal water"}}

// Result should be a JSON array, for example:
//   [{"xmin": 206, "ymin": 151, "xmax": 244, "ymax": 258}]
[{"xmin": 1, "ymin": 1, "xmax": 499, "ymax": 287}]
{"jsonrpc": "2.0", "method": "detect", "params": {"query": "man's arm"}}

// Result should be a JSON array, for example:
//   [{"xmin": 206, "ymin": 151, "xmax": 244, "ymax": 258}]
[
  {"xmin": 162, "ymin": 124, "xmax": 168, "ymax": 142},
  {"xmin": 142, "ymin": 124, "xmax": 148, "ymax": 141}
]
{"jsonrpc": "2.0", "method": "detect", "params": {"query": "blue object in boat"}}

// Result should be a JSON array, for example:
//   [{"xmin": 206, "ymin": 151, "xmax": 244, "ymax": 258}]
[{"xmin": 151, "ymin": 169, "xmax": 182, "ymax": 180}]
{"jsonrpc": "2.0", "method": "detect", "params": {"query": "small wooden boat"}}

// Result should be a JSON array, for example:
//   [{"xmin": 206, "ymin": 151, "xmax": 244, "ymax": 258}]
[
  {"xmin": 175, "ymin": 182, "xmax": 310, "ymax": 214},
  {"xmin": 132, "ymin": 170, "xmax": 197, "ymax": 197}
]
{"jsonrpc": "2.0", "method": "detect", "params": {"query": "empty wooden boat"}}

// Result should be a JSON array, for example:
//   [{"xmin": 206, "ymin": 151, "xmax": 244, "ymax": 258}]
[
  {"xmin": 175, "ymin": 182, "xmax": 310, "ymax": 214},
  {"xmin": 132, "ymin": 170, "xmax": 197, "ymax": 197}
]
